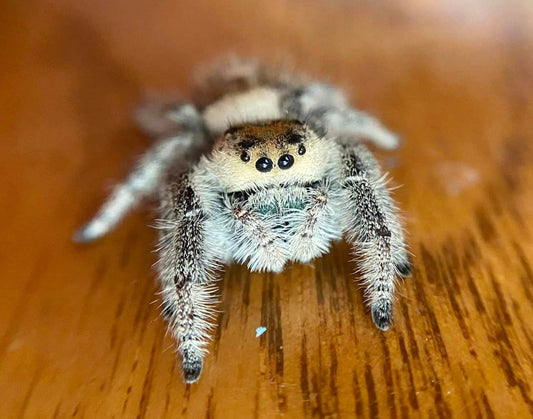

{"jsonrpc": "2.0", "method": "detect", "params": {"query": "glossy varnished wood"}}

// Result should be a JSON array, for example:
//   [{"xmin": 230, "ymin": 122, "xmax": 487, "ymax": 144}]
[{"xmin": 1, "ymin": 0, "xmax": 533, "ymax": 417}]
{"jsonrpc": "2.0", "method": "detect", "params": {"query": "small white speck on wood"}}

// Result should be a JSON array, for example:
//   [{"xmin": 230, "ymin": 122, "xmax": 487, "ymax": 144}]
[{"xmin": 256, "ymin": 327, "xmax": 267, "ymax": 337}]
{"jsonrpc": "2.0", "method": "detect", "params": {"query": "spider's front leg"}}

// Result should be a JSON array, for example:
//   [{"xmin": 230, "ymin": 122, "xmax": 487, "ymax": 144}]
[
  {"xmin": 157, "ymin": 174, "xmax": 220, "ymax": 383},
  {"xmin": 339, "ymin": 141, "xmax": 411, "ymax": 330}
]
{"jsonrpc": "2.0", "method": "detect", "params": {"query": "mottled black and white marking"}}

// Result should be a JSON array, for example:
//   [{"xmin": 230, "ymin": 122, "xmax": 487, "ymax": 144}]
[{"xmin": 74, "ymin": 57, "xmax": 412, "ymax": 383}]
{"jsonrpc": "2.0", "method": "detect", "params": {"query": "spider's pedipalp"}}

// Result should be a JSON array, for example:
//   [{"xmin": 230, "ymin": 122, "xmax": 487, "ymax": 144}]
[
  {"xmin": 287, "ymin": 181, "xmax": 343, "ymax": 263},
  {"xmin": 221, "ymin": 192, "xmax": 289, "ymax": 272}
]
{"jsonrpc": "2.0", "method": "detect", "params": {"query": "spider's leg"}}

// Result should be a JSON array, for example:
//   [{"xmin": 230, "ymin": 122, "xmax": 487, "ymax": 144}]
[
  {"xmin": 338, "ymin": 141, "xmax": 411, "ymax": 330},
  {"xmin": 223, "ymin": 194, "xmax": 289, "ymax": 273},
  {"xmin": 74, "ymin": 105, "xmax": 206, "ymax": 243},
  {"xmin": 282, "ymin": 83, "xmax": 349, "ymax": 116},
  {"xmin": 134, "ymin": 102, "xmax": 201, "ymax": 139},
  {"xmin": 288, "ymin": 182, "xmax": 342, "ymax": 263},
  {"xmin": 282, "ymin": 83, "xmax": 400, "ymax": 150},
  {"xmin": 316, "ymin": 107, "xmax": 401, "ymax": 150},
  {"xmin": 194, "ymin": 55, "xmax": 304, "ymax": 106},
  {"xmin": 157, "ymin": 174, "xmax": 221, "ymax": 383}
]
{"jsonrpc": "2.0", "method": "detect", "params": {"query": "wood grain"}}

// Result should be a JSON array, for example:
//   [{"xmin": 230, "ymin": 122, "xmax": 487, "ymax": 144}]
[{"xmin": 1, "ymin": 0, "xmax": 533, "ymax": 417}]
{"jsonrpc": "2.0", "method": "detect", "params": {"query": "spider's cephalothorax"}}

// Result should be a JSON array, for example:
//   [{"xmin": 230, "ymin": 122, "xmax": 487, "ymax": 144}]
[{"xmin": 74, "ymin": 57, "xmax": 412, "ymax": 383}]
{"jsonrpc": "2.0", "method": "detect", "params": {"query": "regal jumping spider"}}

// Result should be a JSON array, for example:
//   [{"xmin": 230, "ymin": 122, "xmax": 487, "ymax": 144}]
[{"xmin": 74, "ymin": 57, "xmax": 411, "ymax": 383}]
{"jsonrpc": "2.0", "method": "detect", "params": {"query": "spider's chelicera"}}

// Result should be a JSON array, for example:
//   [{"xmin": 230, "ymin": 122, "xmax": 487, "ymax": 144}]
[{"xmin": 74, "ymin": 57, "xmax": 412, "ymax": 383}]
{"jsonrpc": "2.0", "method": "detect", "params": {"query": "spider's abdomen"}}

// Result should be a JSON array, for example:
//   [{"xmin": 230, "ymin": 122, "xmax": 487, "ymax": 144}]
[{"xmin": 202, "ymin": 87, "xmax": 283, "ymax": 135}]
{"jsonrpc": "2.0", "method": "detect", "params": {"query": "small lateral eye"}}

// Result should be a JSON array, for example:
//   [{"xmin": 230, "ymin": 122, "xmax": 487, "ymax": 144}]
[
  {"xmin": 240, "ymin": 151, "xmax": 250, "ymax": 162},
  {"xmin": 298, "ymin": 144, "xmax": 306, "ymax": 155}
]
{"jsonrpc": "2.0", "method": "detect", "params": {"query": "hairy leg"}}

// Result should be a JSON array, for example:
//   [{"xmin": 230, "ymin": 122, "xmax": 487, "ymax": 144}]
[
  {"xmin": 193, "ymin": 55, "xmax": 305, "ymax": 107},
  {"xmin": 74, "ymin": 105, "xmax": 206, "ymax": 243},
  {"xmin": 222, "ymin": 192, "xmax": 290, "ymax": 273},
  {"xmin": 339, "ymin": 141, "xmax": 410, "ymax": 330},
  {"xmin": 157, "ymin": 174, "xmax": 220, "ymax": 383},
  {"xmin": 282, "ymin": 83, "xmax": 400, "ymax": 150},
  {"xmin": 134, "ymin": 101, "xmax": 202, "ymax": 139},
  {"xmin": 288, "ymin": 182, "xmax": 343, "ymax": 263}
]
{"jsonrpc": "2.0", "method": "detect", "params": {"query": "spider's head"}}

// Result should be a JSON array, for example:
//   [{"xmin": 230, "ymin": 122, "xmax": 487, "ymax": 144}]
[{"xmin": 209, "ymin": 120, "xmax": 335, "ymax": 192}]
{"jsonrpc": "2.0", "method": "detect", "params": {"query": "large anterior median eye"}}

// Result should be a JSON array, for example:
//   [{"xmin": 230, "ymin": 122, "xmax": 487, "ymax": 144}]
[
  {"xmin": 278, "ymin": 154, "xmax": 294, "ymax": 170},
  {"xmin": 256, "ymin": 157, "xmax": 273, "ymax": 172}
]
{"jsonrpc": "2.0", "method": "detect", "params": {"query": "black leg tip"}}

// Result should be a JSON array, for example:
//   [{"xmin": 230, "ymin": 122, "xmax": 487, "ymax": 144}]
[
  {"xmin": 182, "ymin": 356, "xmax": 203, "ymax": 384},
  {"xmin": 372, "ymin": 302, "xmax": 393, "ymax": 331}
]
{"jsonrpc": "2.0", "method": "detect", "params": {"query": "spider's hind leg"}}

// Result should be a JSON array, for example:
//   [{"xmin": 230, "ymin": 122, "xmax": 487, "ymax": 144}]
[
  {"xmin": 134, "ymin": 101, "xmax": 202, "ymax": 139},
  {"xmin": 282, "ymin": 83, "xmax": 401, "ymax": 150},
  {"xmin": 74, "ymin": 104, "xmax": 206, "ymax": 243},
  {"xmin": 193, "ymin": 55, "xmax": 304, "ymax": 106}
]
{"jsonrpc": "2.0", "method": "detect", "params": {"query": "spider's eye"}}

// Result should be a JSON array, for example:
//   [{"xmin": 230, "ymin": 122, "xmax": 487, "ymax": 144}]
[
  {"xmin": 278, "ymin": 154, "xmax": 294, "ymax": 170},
  {"xmin": 298, "ymin": 144, "xmax": 306, "ymax": 155},
  {"xmin": 240, "ymin": 151, "xmax": 250, "ymax": 162},
  {"xmin": 255, "ymin": 157, "xmax": 273, "ymax": 172}
]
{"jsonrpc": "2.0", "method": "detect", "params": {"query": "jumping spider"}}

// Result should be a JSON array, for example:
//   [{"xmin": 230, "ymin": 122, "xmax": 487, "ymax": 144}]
[{"xmin": 74, "ymin": 57, "xmax": 412, "ymax": 383}]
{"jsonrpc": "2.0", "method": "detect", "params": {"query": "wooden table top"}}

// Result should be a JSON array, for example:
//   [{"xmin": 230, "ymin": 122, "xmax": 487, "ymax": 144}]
[{"xmin": 1, "ymin": 0, "xmax": 533, "ymax": 417}]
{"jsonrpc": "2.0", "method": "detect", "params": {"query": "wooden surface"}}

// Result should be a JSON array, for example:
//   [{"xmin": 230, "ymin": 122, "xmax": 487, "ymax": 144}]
[{"xmin": 1, "ymin": 0, "xmax": 533, "ymax": 417}]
